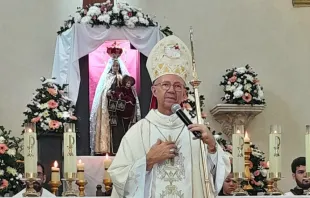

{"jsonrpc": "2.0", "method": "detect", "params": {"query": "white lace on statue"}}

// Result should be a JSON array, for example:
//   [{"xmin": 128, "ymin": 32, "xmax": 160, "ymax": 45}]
[{"xmin": 90, "ymin": 57, "xmax": 141, "ymax": 155}]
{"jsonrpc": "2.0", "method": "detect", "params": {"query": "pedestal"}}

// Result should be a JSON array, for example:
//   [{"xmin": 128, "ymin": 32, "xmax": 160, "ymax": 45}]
[
  {"xmin": 210, "ymin": 104, "xmax": 265, "ymax": 139},
  {"xmin": 37, "ymin": 132, "xmax": 63, "ymax": 194}
]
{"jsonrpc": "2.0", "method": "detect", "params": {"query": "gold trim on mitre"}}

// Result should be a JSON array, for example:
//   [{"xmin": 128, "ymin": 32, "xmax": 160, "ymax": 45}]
[{"xmin": 146, "ymin": 35, "xmax": 192, "ymax": 82}]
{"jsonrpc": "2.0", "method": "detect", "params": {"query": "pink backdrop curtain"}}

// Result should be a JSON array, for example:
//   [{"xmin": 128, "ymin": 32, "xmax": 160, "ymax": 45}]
[{"xmin": 88, "ymin": 40, "xmax": 140, "ymax": 110}]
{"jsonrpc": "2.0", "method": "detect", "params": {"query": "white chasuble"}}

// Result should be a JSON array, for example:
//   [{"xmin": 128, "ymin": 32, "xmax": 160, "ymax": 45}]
[{"xmin": 108, "ymin": 109, "xmax": 231, "ymax": 198}]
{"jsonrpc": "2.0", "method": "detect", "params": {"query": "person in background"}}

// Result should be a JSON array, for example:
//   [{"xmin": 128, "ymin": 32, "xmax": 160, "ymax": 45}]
[
  {"xmin": 13, "ymin": 162, "xmax": 55, "ymax": 197},
  {"xmin": 284, "ymin": 157, "xmax": 310, "ymax": 196},
  {"xmin": 218, "ymin": 171, "xmax": 237, "ymax": 196}
]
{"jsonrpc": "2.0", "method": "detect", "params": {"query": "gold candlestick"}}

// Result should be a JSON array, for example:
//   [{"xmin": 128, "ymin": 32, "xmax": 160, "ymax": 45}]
[
  {"xmin": 232, "ymin": 172, "xmax": 248, "ymax": 196},
  {"xmin": 243, "ymin": 145, "xmax": 253, "ymax": 190},
  {"xmin": 22, "ymin": 176, "xmax": 40, "ymax": 197},
  {"xmin": 103, "ymin": 178, "xmax": 113, "ymax": 196},
  {"xmin": 76, "ymin": 180, "xmax": 88, "ymax": 197},
  {"xmin": 48, "ymin": 181, "xmax": 61, "ymax": 195},
  {"xmin": 265, "ymin": 172, "xmax": 282, "ymax": 195}
]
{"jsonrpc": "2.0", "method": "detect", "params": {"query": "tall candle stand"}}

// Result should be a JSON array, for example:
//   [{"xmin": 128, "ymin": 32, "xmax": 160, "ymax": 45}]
[
  {"xmin": 232, "ymin": 172, "xmax": 248, "ymax": 196},
  {"xmin": 103, "ymin": 178, "xmax": 113, "ymax": 196},
  {"xmin": 48, "ymin": 181, "xmax": 61, "ymax": 195},
  {"xmin": 265, "ymin": 172, "xmax": 282, "ymax": 195},
  {"xmin": 62, "ymin": 173, "xmax": 78, "ymax": 196},
  {"xmin": 243, "ymin": 146, "xmax": 253, "ymax": 191},
  {"xmin": 76, "ymin": 180, "xmax": 88, "ymax": 197},
  {"xmin": 22, "ymin": 173, "xmax": 41, "ymax": 197}
]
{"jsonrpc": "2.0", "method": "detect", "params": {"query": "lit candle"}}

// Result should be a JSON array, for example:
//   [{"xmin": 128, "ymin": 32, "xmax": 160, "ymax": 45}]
[
  {"xmin": 269, "ymin": 125, "xmax": 281, "ymax": 174},
  {"xmin": 63, "ymin": 123, "xmax": 77, "ymax": 178},
  {"xmin": 104, "ymin": 154, "xmax": 112, "ymax": 180},
  {"xmin": 232, "ymin": 125, "xmax": 245, "ymax": 173},
  {"xmin": 77, "ymin": 159, "xmax": 85, "ymax": 181},
  {"xmin": 244, "ymin": 131, "xmax": 250, "ymax": 151},
  {"xmin": 51, "ymin": 161, "xmax": 60, "ymax": 182},
  {"xmin": 306, "ymin": 125, "xmax": 310, "ymax": 173},
  {"xmin": 24, "ymin": 123, "xmax": 38, "ymax": 178}
]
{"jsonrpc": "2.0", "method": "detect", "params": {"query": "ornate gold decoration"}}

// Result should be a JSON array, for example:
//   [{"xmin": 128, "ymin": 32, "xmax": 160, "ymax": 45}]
[
  {"xmin": 48, "ymin": 181, "xmax": 61, "ymax": 195},
  {"xmin": 293, "ymin": 0, "xmax": 310, "ymax": 7},
  {"xmin": 22, "ymin": 177, "xmax": 40, "ymax": 197},
  {"xmin": 210, "ymin": 104, "xmax": 264, "ymax": 139},
  {"xmin": 76, "ymin": 180, "xmax": 88, "ymax": 197},
  {"xmin": 265, "ymin": 172, "xmax": 283, "ymax": 195},
  {"xmin": 243, "ymin": 144, "xmax": 253, "ymax": 190},
  {"xmin": 103, "ymin": 178, "xmax": 113, "ymax": 196}
]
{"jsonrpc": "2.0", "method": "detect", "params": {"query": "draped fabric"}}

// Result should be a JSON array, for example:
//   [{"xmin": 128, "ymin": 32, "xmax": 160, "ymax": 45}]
[{"xmin": 52, "ymin": 24, "xmax": 164, "ymax": 104}]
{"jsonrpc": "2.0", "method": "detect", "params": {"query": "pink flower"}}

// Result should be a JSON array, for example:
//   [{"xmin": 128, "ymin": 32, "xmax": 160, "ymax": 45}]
[
  {"xmin": 254, "ymin": 170, "xmax": 261, "ymax": 176},
  {"xmin": 260, "ymin": 161, "xmax": 268, "ymax": 168},
  {"xmin": 47, "ymin": 100, "xmax": 58, "ymax": 109},
  {"xmin": 49, "ymin": 120, "xmax": 60, "ymax": 130},
  {"xmin": 182, "ymin": 103, "xmax": 192, "ymax": 111},
  {"xmin": 31, "ymin": 116, "xmax": 41, "ymax": 123},
  {"xmin": 242, "ymin": 93, "xmax": 252, "ymax": 103},
  {"xmin": 0, "ymin": 179, "xmax": 8, "ymax": 189},
  {"xmin": 201, "ymin": 112, "xmax": 207, "ymax": 119},
  {"xmin": 226, "ymin": 145, "xmax": 233, "ymax": 152},
  {"xmin": 47, "ymin": 88, "xmax": 57, "ymax": 96},
  {"xmin": 0, "ymin": 144, "xmax": 8, "ymax": 154},
  {"xmin": 70, "ymin": 116, "xmax": 78, "ymax": 120},
  {"xmin": 229, "ymin": 76, "xmax": 237, "ymax": 83}
]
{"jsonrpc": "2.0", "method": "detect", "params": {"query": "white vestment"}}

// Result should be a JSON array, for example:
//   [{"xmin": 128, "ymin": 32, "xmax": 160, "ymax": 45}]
[
  {"xmin": 13, "ymin": 188, "xmax": 55, "ymax": 197},
  {"xmin": 108, "ymin": 109, "xmax": 231, "ymax": 198}
]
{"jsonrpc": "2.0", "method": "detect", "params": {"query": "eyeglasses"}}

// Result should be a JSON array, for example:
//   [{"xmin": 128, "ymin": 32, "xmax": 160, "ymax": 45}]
[{"xmin": 153, "ymin": 81, "xmax": 185, "ymax": 92}]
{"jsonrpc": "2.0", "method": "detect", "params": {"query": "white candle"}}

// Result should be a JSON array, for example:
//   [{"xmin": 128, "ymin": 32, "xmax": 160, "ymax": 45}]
[
  {"xmin": 306, "ymin": 125, "xmax": 310, "ymax": 173},
  {"xmin": 232, "ymin": 125, "xmax": 245, "ymax": 173},
  {"xmin": 104, "ymin": 154, "xmax": 112, "ymax": 180},
  {"xmin": 51, "ymin": 161, "xmax": 60, "ymax": 182},
  {"xmin": 63, "ymin": 123, "xmax": 77, "ymax": 177},
  {"xmin": 77, "ymin": 159, "xmax": 85, "ymax": 181},
  {"xmin": 269, "ymin": 125, "xmax": 281, "ymax": 174},
  {"xmin": 24, "ymin": 124, "xmax": 38, "ymax": 178}
]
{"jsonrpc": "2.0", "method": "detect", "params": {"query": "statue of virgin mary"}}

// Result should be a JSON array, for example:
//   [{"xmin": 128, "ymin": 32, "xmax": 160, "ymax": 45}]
[{"xmin": 90, "ymin": 44, "xmax": 141, "ymax": 155}]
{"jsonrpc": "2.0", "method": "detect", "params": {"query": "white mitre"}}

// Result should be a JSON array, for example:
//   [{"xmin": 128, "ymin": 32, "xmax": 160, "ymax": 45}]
[{"xmin": 146, "ymin": 35, "xmax": 192, "ymax": 82}]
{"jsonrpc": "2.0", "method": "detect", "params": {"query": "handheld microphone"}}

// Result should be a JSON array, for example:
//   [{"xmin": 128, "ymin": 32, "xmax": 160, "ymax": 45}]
[{"xmin": 171, "ymin": 104, "xmax": 202, "ymax": 139}]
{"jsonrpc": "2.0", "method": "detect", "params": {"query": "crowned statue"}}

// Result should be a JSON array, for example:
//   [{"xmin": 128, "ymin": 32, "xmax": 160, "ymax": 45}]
[{"xmin": 90, "ymin": 42, "xmax": 141, "ymax": 155}]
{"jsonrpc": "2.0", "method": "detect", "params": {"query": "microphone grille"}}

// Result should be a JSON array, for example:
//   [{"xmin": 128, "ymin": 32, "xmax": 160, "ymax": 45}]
[{"xmin": 171, "ymin": 104, "xmax": 182, "ymax": 114}]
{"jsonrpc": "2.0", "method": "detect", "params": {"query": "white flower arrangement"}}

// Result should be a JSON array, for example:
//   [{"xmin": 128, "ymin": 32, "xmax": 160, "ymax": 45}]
[
  {"xmin": 0, "ymin": 126, "xmax": 23, "ymax": 196},
  {"xmin": 22, "ymin": 77, "xmax": 77, "ymax": 135},
  {"xmin": 220, "ymin": 64, "xmax": 265, "ymax": 105},
  {"xmin": 58, "ymin": 1, "xmax": 162, "ymax": 35}
]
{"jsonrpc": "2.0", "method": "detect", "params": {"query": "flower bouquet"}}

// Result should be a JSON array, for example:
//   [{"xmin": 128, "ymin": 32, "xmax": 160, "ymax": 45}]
[
  {"xmin": 58, "ymin": 1, "xmax": 158, "ymax": 34},
  {"xmin": 22, "ymin": 77, "xmax": 77, "ymax": 136},
  {"xmin": 0, "ymin": 126, "xmax": 24, "ymax": 196},
  {"xmin": 220, "ymin": 64, "xmax": 265, "ymax": 105},
  {"xmin": 214, "ymin": 132, "xmax": 268, "ymax": 195}
]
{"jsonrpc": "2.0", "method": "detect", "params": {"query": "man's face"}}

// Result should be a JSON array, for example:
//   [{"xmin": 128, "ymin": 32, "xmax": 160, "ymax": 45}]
[
  {"xmin": 151, "ymin": 74, "xmax": 186, "ymax": 112},
  {"xmin": 293, "ymin": 165, "xmax": 310, "ymax": 189},
  {"xmin": 37, "ymin": 165, "xmax": 46, "ymax": 185},
  {"xmin": 223, "ymin": 173, "xmax": 237, "ymax": 195}
]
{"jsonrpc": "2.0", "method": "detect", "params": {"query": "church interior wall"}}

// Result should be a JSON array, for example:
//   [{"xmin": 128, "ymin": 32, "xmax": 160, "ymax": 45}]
[{"xmin": 0, "ymin": 0, "xmax": 309, "ymax": 192}]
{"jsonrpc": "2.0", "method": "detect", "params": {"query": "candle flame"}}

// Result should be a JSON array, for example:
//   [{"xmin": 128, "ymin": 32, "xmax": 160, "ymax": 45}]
[
  {"xmin": 105, "ymin": 153, "xmax": 109, "ymax": 159},
  {"xmin": 54, "ymin": 161, "xmax": 58, "ymax": 168},
  {"xmin": 267, "ymin": 161, "xmax": 269, "ymax": 168},
  {"xmin": 236, "ymin": 130, "xmax": 241, "ymax": 134},
  {"xmin": 79, "ymin": 159, "xmax": 82, "ymax": 164},
  {"xmin": 28, "ymin": 129, "xmax": 33, "ymax": 133}
]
